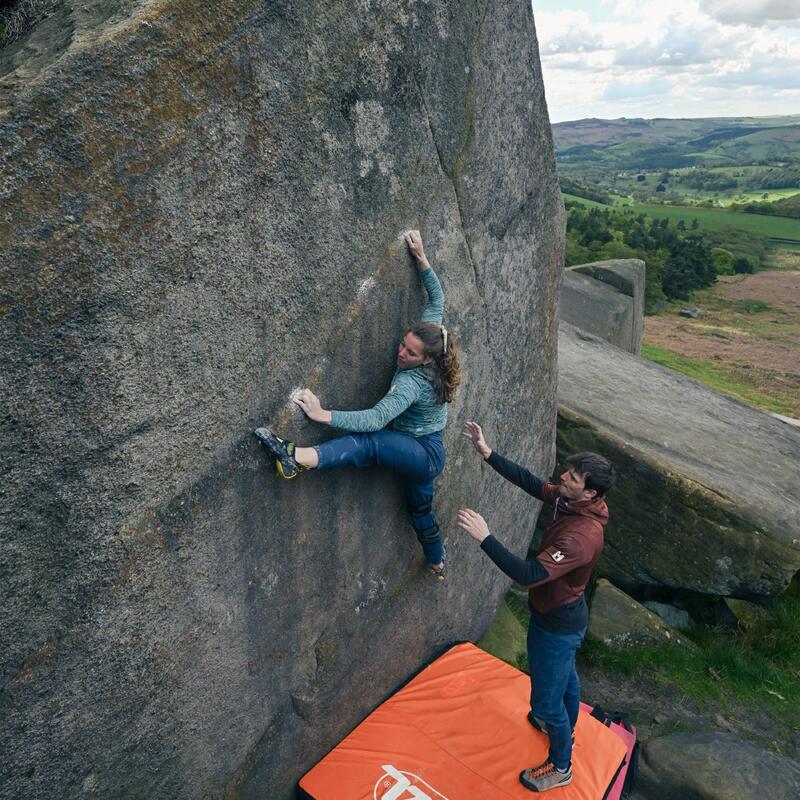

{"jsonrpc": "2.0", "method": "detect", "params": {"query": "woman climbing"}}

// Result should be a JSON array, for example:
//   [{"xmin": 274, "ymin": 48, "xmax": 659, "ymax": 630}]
[{"xmin": 255, "ymin": 230, "xmax": 461, "ymax": 578}]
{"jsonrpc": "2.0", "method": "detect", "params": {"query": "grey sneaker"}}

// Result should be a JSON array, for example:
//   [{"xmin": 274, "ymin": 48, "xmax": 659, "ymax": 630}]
[
  {"xmin": 254, "ymin": 428, "xmax": 307, "ymax": 479},
  {"xmin": 519, "ymin": 760, "xmax": 573, "ymax": 792}
]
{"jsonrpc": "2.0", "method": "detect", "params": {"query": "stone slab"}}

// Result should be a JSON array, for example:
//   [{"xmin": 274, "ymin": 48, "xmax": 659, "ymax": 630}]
[
  {"xmin": 588, "ymin": 579, "xmax": 696, "ymax": 650},
  {"xmin": 558, "ymin": 322, "xmax": 800, "ymax": 597},
  {"xmin": 561, "ymin": 259, "xmax": 645, "ymax": 354}
]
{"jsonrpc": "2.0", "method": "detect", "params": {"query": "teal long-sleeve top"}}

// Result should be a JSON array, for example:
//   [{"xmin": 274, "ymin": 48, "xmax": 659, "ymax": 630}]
[{"xmin": 329, "ymin": 267, "xmax": 447, "ymax": 436}]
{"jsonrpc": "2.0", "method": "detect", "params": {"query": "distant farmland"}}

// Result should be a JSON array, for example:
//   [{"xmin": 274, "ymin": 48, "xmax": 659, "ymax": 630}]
[
  {"xmin": 562, "ymin": 192, "xmax": 608, "ymax": 209},
  {"xmin": 562, "ymin": 192, "xmax": 800, "ymax": 244},
  {"xmin": 628, "ymin": 203, "xmax": 800, "ymax": 243}
]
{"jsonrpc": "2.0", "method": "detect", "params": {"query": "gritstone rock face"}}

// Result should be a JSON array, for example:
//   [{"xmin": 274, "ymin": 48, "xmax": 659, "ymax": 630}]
[{"xmin": 0, "ymin": 2, "xmax": 563, "ymax": 798}]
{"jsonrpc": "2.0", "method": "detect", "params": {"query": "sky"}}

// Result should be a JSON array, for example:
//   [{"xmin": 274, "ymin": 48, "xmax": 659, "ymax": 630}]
[{"xmin": 533, "ymin": 0, "xmax": 800, "ymax": 122}]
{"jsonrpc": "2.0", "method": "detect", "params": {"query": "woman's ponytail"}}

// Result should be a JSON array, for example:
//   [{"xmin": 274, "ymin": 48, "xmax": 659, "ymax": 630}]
[{"xmin": 408, "ymin": 323, "xmax": 462, "ymax": 404}]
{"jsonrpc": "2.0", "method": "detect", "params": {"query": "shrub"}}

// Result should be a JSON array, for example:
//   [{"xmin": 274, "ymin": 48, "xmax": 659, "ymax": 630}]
[{"xmin": 711, "ymin": 247, "xmax": 735, "ymax": 275}]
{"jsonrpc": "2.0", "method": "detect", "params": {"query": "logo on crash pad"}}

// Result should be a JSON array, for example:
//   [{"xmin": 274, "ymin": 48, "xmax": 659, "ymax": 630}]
[
  {"xmin": 550, "ymin": 550, "xmax": 565, "ymax": 562},
  {"xmin": 374, "ymin": 764, "xmax": 449, "ymax": 800}
]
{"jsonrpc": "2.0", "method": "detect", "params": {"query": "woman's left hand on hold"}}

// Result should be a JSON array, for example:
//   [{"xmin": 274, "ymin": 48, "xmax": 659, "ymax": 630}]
[
  {"xmin": 457, "ymin": 508, "xmax": 491, "ymax": 543},
  {"xmin": 405, "ymin": 230, "xmax": 430, "ymax": 269},
  {"xmin": 294, "ymin": 388, "xmax": 332, "ymax": 423}
]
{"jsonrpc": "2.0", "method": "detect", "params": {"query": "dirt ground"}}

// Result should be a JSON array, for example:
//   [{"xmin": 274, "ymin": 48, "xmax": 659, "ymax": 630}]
[{"xmin": 644, "ymin": 262, "xmax": 800, "ymax": 416}]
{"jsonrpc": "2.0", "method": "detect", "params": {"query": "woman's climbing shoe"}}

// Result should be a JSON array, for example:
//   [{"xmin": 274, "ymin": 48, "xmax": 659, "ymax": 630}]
[
  {"xmin": 428, "ymin": 543, "xmax": 446, "ymax": 580},
  {"xmin": 254, "ymin": 428, "xmax": 307, "ymax": 479}
]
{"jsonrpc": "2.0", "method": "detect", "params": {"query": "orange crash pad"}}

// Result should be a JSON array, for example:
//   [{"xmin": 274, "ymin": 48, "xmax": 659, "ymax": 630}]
[{"xmin": 300, "ymin": 642, "xmax": 628, "ymax": 799}]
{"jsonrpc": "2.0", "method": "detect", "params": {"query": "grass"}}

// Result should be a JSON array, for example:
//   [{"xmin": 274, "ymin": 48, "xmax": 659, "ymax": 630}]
[
  {"xmin": 579, "ymin": 594, "xmax": 800, "ymax": 725},
  {"xmin": 726, "ymin": 298, "xmax": 772, "ymax": 314},
  {"xmin": 764, "ymin": 247, "xmax": 800, "ymax": 269},
  {"xmin": 661, "ymin": 277, "xmax": 798, "ymax": 341},
  {"xmin": 720, "ymin": 189, "xmax": 800, "ymax": 206},
  {"xmin": 629, "ymin": 203, "xmax": 800, "ymax": 241},
  {"xmin": 562, "ymin": 192, "xmax": 610, "ymax": 209},
  {"xmin": 640, "ymin": 343, "xmax": 795, "ymax": 415}
]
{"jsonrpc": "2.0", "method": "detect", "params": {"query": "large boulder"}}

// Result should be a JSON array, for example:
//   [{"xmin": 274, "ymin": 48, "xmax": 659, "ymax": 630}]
[
  {"xmin": 637, "ymin": 732, "xmax": 800, "ymax": 800},
  {"xmin": 588, "ymin": 579, "xmax": 696, "ymax": 650},
  {"xmin": 0, "ymin": 3, "xmax": 564, "ymax": 799},
  {"xmin": 558, "ymin": 323, "xmax": 800, "ymax": 597},
  {"xmin": 561, "ymin": 259, "xmax": 645, "ymax": 354}
]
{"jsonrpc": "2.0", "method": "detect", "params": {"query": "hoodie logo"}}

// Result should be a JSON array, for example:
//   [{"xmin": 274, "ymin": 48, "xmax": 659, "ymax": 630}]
[{"xmin": 550, "ymin": 550, "xmax": 565, "ymax": 563}]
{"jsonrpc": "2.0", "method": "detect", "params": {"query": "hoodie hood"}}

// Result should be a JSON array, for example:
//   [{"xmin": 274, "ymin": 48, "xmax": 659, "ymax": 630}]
[{"xmin": 554, "ymin": 494, "xmax": 609, "ymax": 526}]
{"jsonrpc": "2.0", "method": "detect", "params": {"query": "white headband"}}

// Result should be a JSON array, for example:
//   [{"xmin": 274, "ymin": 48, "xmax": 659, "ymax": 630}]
[{"xmin": 441, "ymin": 325, "xmax": 448, "ymax": 354}]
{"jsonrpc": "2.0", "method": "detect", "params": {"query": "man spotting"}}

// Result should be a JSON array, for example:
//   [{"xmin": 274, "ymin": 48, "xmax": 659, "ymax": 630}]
[{"xmin": 458, "ymin": 421, "xmax": 615, "ymax": 793}]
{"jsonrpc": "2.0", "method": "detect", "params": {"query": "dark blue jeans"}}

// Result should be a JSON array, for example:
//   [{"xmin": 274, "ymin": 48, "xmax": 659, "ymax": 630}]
[
  {"xmin": 527, "ymin": 616, "xmax": 586, "ymax": 770},
  {"xmin": 313, "ymin": 430, "xmax": 445, "ymax": 564}
]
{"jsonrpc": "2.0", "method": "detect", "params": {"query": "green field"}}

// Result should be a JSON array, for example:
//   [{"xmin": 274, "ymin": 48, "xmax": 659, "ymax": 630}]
[
  {"xmin": 562, "ymin": 193, "xmax": 800, "ymax": 242},
  {"xmin": 628, "ymin": 203, "xmax": 800, "ymax": 241},
  {"xmin": 720, "ymin": 189, "xmax": 800, "ymax": 205},
  {"xmin": 562, "ymin": 192, "xmax": 609, "ymax": 209},
  {"xmin": 554, "ymin": 116, "xmax": 800, "ymax": 212}
]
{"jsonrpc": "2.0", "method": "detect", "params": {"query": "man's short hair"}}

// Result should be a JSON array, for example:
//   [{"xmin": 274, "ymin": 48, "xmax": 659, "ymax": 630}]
[{"xmin": 566, "ymin": 452, "xmax": 616, "ymax": 497}]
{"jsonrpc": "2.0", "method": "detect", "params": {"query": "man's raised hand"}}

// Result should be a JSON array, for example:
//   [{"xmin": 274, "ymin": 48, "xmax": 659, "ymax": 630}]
[
  {"xmin": 457, "ymin": 508, "xmax": 491, "ymax": 543},
  {"xmin": 462, "ymin": 421, "xmax": 492, "ymax": 459}
]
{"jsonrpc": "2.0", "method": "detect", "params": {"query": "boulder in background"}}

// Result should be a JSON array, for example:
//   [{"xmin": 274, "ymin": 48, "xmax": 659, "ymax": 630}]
[
  {"xmin": 588, "ymin": 579, "xmax": 697, "ymax": 650},
  {"xmin": 558, "ymin": 322, "xmax": 800, "ymax": 598},
  {"xmin": 637, "ymin": 732, "xmax": 800, "ymax": 800},
  {"xmin": 561, "ymin": 259, "xmax": 645, "ymax": 354},
  {"xmin": 642, "ymin": 600, "xmax": 693, "ymax": 631}
]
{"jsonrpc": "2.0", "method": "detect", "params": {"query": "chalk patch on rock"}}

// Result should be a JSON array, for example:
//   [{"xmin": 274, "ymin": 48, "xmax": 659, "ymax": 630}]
[
  {"xmin": 355, "ymin": 100, "xmax": 398, "ymax": 193},
  {"xmin": 358, "ymin": 276, "xmax": 377, "ymax": 298},
  {"xmin": 287, "ymin": 386, "xmax": 304, "ymax": 410},
  {"xmin": 354, "ymin": 577, "xmax": 387, "ymax": 614}
]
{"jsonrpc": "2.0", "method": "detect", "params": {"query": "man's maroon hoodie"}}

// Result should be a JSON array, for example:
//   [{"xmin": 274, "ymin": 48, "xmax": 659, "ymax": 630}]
[{"xmin": 530, "ymin": 484, "xmax": 609, "ymax": 615}]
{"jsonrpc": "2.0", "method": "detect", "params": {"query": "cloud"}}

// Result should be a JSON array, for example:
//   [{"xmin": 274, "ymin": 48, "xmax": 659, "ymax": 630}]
[
  {"xmin": 540, "ymin": 27, "xmax": 607, "ymax": 55},
  {"xmin": 534, "ymin": 0, "xmax": 800, "ymax": 120},
  {"xmin": 709, "ymin": 61, "xmax": 800, "ymax": 91},
  {"xmin": 699, "ymin": 0, "xmax": 800, "ymax": 27},
  {"xmin": 614, "ymin": 28, "xmax": 726, "ymax": 67},
  {"xmin": 536, "ymin": 10, "xmax": 610, "ymax": 55},
  {"xmin": 602, "ymin": 77, "xmax": 673, "ymax": 100}
]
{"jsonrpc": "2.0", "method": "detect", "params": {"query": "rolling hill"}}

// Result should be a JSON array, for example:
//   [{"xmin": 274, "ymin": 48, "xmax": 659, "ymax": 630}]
[{"xmin": 553, "ymin": 115, "xmax": 800, "ymax": 173}]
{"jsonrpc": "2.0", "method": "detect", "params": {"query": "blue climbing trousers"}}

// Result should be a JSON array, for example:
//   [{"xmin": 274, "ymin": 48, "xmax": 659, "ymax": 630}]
[
  {"xmin": 527, "ymin": 616, "xmax": 587, "ymax": 771},
  {"xmin": 313, "ymin": 430, "xmax": 445, "ymax": 564}
]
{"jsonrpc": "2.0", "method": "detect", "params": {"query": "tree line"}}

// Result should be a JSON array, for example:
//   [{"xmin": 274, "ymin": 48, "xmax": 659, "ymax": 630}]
[{"xmin": 564, "ymin": 203, "xmax": 756, "ymax": 309}]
